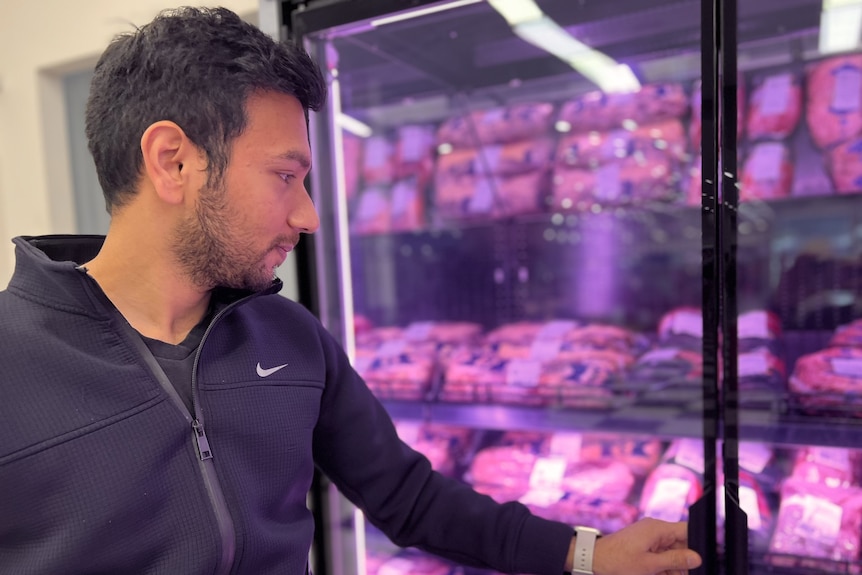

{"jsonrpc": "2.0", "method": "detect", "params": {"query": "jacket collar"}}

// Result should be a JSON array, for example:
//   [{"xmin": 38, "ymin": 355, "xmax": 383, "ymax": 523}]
[{"xmin": 7, "ymin": 235, "xmax": 283, "ymax": 315}]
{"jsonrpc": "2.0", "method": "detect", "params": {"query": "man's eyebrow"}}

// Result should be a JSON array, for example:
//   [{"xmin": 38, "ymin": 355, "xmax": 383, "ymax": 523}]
[{"xmin": 275, "ymin": 151, "xmax": 311, "ymax": 169}]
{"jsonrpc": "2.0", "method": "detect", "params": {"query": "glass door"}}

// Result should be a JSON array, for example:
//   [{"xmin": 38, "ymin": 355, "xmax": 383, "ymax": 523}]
[
  {"xmin": 729, "ymin": 0, "xmax": 862, "ymax": 572},
  {"xmin": 293, "ymin": 1, "xmax": 715, "ymax": 574}
]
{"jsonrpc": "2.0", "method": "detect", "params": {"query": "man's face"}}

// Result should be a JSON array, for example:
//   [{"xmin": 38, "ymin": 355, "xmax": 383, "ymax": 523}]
[{"xmin": 172, "ymin": 91, "xmax": 319, "ymax": 291}]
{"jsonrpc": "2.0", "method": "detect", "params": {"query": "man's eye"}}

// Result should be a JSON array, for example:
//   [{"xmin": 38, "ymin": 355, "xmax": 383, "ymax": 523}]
[{"xmin": 279, "ymin": 173, "xmax": 295, "ymax": 183}]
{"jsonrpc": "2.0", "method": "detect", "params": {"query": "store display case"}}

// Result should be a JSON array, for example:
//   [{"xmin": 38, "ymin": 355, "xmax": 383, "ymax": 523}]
[{"xmin": 289, "ymin": 0, "xmax": 862, "ymax": 573}]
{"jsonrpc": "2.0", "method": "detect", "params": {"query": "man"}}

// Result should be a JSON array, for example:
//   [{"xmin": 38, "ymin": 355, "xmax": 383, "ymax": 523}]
[{"xmin": 0, "ymin": 7, "xmax": 702, "ymax": 575}]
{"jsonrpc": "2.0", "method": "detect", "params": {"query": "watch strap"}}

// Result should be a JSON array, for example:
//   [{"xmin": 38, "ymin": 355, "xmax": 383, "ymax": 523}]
[{"xmin": 571, "ymin": 526, "xmax": 600, "ymax": 574}]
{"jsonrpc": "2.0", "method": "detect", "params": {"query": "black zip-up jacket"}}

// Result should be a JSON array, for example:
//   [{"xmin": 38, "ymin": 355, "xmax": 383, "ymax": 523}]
[{"xmin": 0, "ymin": 235, "xmax": 573, "ymax": 575}]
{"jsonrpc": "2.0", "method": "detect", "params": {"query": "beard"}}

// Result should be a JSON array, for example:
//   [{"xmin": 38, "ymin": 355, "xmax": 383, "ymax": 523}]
[{"xmin": 171, "ymin": 182, "xmax": 294, "ymax": 292}]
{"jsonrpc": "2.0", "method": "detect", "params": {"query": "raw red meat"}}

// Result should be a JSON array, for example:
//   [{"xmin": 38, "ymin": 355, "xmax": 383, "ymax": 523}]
[
  {"xmin": 551, "ymin": 167, "xmax": 595, "ymax": 211},
  {"xmin": 791, "ymin": 446, "xmax": 862, "ymax": 488},
  {"xmin": 806, "ymin": 55, "xmax": 862, "ymax": 150},
  {"xmin": 827, "ymin": 137, "xmax": 862, "ymax": 194},
  {"xmin": 741, "ymin": 142, "xmax": 794, "ymax": 201},
  {"xmin": 389, "ymin": 177, "xmax": 425, "ymax": 232},
  {"xmin": 351, "ymin": 186, "xmax": 391, "ymax": 235},
  {"xmin": 558, "ymin": 83, "xmax": 688, "ymax": 133},
  {"xmin": 476, "ymin": 138, "xmax": 555, "ymax": 176},
  {"xmin": 395, "ymin": 124, "xmax": 436, "ymax": 181},
  {"xmin": 556, "ymin": 120, "xmax": 687, "ymax": 169},
  {"xmin": 746, "ymin": 72, "xmax": 803, "ymax": 140},
  {"xmin": 476, "ymin": 103, "xmax": 556, "ymax": 144}
]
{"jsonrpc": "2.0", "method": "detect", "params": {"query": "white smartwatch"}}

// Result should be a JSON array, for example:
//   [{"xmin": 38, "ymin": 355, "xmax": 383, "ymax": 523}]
[{"xmin": 571, "ymin": 526, "xmax": 602, "ymax": 574}]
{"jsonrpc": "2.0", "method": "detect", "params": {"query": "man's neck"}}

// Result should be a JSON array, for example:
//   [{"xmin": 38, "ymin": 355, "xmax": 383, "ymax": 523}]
[{"xmin": 84, "ymin": 234, "xmax": 212, "ymax": 345}]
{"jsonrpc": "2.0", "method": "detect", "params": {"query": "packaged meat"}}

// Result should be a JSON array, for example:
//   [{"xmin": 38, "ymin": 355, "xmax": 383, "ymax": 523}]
[
  {"xmin": 492, "ymin": 171, "xmax": 547, "ymax": 218},
  {"xmin": 827, "ymin": 137, "xmax": 862, "ymax": 194},
  {"xmin": 551, "ymin": 167, "xmax": 595, "ymax": 211},
  {"xmin": 737, "ymin": 348, "xmax": 786, "ymax": 393},
  {"xmin": 559, "ymin": 84, "xmax": 688, "ymax": 134},
  {"xmin": 746, "ymin": 72, "xmax": 803, "ymax": 141},
  {"xmin": 738, "ymin": 310, "xmax": 783, "ymax": 351},
  {"xmin": 475, "ymin": 103, "xmax": 556, "ymax": 144},
  {"xmin": 629, "ymin": 346, "xmax": 703, "ymax": 391},
  {"xmin": 351, "ymin": 186, "xmax": 391, "ymax": 235},
  {"xmin": 527, "ymin": 494, "xmax": 639, "ymax": 535},
  {"xmin": 362, "ymin": 135, "xmax": 396, "ymax": 184},
  {"xmin": 556, "ymin": 120, "xmax": 687, "ymax": 169},
  {"xmin": 393, "ymin": 421, "xmax": 475, "ymax": 478},
  {"xmin": 658, "ymin": 307, "xmax": 704, "ymax": 350},
  {"xmin": 573, "ymin": 433, "xmax": 664, "ymax": 478},
  {"xmin": 432, "ymin": 171, "xmax": 480, "ymax": 221},
  {"xmin": 395, "ymin": 124, "xmax": 436, "ymax": 180},
  {"xmin": 436, "ymin": 113, "xmax": 482, "ymax": 149},
  {"xmin": 436, "ymin": 148, "xmax": 479, "ymax": 178},
  {"xmin": 832, "ymin": 319, "xmax": 862, "ymax": 348},
  {"xmin": 790, "ymin": 347, "xmax": 862, "ymax": 416},
  {"xmin": 768, "ymin": 477, "xmax": 862, "ymax": 569},
  {"xmin": 806, "ymin": 55, "xmax": 862, "ymax": 150},
  {"xmin": 389, "ymin": 177, "xmax": 425, "ymax": 232},
  {"xmin": 741, "ymin": 142, "xmax": 794, "ymax": 201},
  {"xmin": 352, "ymin": 347, "xmax": 436, "ymax": 401},
  {"xmin": 640, "ymin": 462, "xmax": 703, "ymax": 522},
  {"xmin": 476, "ymin": 139, "xmax": 555, "ymax": 176},
  {"xmin": 342, "ymin": 133, "xmax": 363, "ymax": 200},
  {"xmin": 718, "ymin": 469, "xmax": 776, "ymax": 551}
]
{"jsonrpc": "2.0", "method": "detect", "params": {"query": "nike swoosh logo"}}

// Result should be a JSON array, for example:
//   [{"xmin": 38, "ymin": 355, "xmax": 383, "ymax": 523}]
[{"xmin": 256, "ymin": 362, "xmax": 289, "ymax": 378}]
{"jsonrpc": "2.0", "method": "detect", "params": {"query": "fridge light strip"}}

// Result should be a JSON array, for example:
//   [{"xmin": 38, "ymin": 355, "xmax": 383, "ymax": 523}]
[
  {"xmin": 371, "ymin": 0, "xmax": 483, "ymax": 27},
  {"xmin": 327, "ymin": 68, "xmax": 358, "ymax": 362}
]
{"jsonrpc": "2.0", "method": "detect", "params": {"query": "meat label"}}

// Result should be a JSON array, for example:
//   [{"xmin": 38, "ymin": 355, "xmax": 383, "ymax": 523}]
[
  {"xmin": 529, "ymin": 338, "xmax": 563, "ymax": 361},
  {"xmin": 468, "ymin": 177, "xmax": 495, "ymax": 214},
  {"xmin": 505, "ymin": 359, "xmax": 543, "ymax": 387},
  {"xmin": 793, "ymin": 494, "xmax": 843, "ymax": 546},
  {"xmin": 403, "ymin": 321, "xmax": 434, "ymax": 342},
  {"xmin": 738, "ymin": 311, "xmax": 774, "ymax": 340},
  {"xmin": 399, "ymin": 125, "xmax": 432, "ymax": 163},
  {"xmin": 529, "ymin": 456, "xmax": 568, "ymax": 490},
  {"xmin": 748, "ymin": 143, "xmax": 784, "ymax": 182},
  {"xmin": 738, "ymin": 442, "xmax": 772, "ymax": 474},
  {"xmin": 830, "ymin": 358, "xmax": 862, "ymax": 378},
  {"xmin": 759, "ymin": 73, "xmax": 793, "ymax": 116},
  {"xmin": 670, "ymin": 311, "xmax": 703, "ymax": 338},
  {"xmin": 738, "ymin": 350, "xmax": 771, "ymax": 377},
  {"xmin": 644, "ymin": 477, "xmax": 691, "ymax": 522},
  {"xmin": 549, "ymin": 432, "xmax": 584, "ymax": 461},
  {"xmin": 536, "ymin": 320, "xmax": 578, "ymax": 340},
  {"xmin": 832, "ymin": 65, "xmax": 862, "ymax": 114}
]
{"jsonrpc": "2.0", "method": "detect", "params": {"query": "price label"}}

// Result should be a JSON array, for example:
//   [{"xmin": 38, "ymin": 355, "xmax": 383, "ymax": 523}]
[
  {"xmin": 519, "ymin": 487, "xmax": 566, "ymax": 508},
  {"xmin": 640, "ymin": 348, "xmax": 681, "ymax": 364},
  {"xmin": 832, "ymin": 65, "xmax": 862, "ymax": 114},
  {"xmin": 671, "ymin": 311, "xmax": 703, "ymax": 338},
  {"xmin": 718, "ymin": 485, "xmax": 762, "ymax": 530},
  {"xmin": 505, "ymin": 359, "xmax": 543, "ymax": 387},
  {"xmin": 468, "ymin": 178, "xmax": 495, "ymax": 214},
  {"xmin": 738, "ymin": 351, "xmax": 770, "ymax": 377},
  {"xmin": 644, "ymin": 477, "xmax": 691, "ymax": 522},
  {"xmin": 550, "ymin": 432, "xmax": 584, "ymax": 461},
  {"xmin": 793, "ymin": 495, "xmax": 843, "ymax": 546},
  {"xmin": 747, "ymin": 143, "xmax": 784, "ymax": 182},
  {"xmin": 759, "ymin": 73, "xmax": 793, "ymax": 116},
  {"xmin": 530, "ymin": 338, "xmax": 563, "ymax": 361},
  {"xmin": 529, "ymin": 457, "xmax": 568, "ymax": 490},
  {"xmin": 831, "ymin": 358, "xmax": 862, "ymax": 378},
  {"xmin": 738, "ymin": 442, "xmax": 772, "ymax": 474},
  {"xmin": 404, "ymin": 321, "xmax": 434, "ymax": 342},
  {"xmin": 377, "ymin": 339, "xmax": 407, "ymax": 358},
  {"xmin": 537, "ymin": 320, "xmax": 577, "ymax": 340},
  {"xmin": 738, "ymin": 311, "xmax": 773, "ymax": 340}
]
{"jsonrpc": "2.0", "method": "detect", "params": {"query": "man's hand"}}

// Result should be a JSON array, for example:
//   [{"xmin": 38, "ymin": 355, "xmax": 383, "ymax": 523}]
[{"xmin": 588, "ymin": 518, "xmax": 702, "ymax": 575}]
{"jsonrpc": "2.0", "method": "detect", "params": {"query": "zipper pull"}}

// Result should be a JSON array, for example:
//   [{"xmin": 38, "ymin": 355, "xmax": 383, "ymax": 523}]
[{"xmin": 192, "ymin": 419, "xmax": 213, "ymax": 460}]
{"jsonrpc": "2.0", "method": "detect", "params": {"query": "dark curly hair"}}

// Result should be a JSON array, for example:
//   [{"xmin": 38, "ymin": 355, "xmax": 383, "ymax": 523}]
[{"xmin": 85, "ymin": 6, "xmax": 327, "ymax": 212}]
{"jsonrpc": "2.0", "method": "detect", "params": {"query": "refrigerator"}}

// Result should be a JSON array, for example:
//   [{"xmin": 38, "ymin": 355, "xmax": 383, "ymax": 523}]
[{"xmin": 284, "ymin": 0, "xmax": 862, "ymax": 573}]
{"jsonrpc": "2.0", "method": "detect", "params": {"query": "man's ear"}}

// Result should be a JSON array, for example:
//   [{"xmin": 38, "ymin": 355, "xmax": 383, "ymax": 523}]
[{"xmin": 140, "ymin": 121, "xmax": 203, "ymax": 206}]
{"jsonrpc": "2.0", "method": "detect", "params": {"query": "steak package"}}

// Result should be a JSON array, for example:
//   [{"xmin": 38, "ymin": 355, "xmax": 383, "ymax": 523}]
[
  {"xmin": 389, "ymin": 177, "xmax": 425, "ymax": 232},
  {"xmin": 768, "ymin": 477, "xmax": 862, "ymax": 570},
  {"xmin": 393, "ymin": 420, "xmax": 476, "ymax": 478},
  {"xmin": 436, "ymin": 103, "xmax": 555, "ymax": 148},
  {"xmin": 806, "ymin": 55, "xmax": 862, "ymax": 150},
  {"xmin": 351, "ymin": 186, "xmax": 391, "ymax": 235},
  {"xmin": 395, "ymin": 124, "xmax": 437, "ymax": 181},
  {"xmin": 362, "ymin": 135, "xmax": 396, "ymax": 185},
  {"xmin": 832, "ymin": 319, "xmax": 862, "ymax": 348},
  {"xmin": 558, "ymin": 83, "xmax": 688, "ymax": 133},
  {"xmin": 790, "ymin": 347, "xmax": 862, "ymax": 416},
  {"xmin": 746, "ymin": 72, "xmax": 803, "ymax": 141}
]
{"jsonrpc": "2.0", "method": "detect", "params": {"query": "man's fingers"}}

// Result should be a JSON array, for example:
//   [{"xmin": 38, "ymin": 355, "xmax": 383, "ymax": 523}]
[{"xmin": 647, "ymin": 548, "xmax": 703, "ymax": 573}]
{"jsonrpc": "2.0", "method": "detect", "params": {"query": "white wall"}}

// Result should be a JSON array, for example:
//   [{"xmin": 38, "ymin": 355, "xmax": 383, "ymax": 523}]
[{"xmin": 0, "ymin": 0, "xmax": 259, "ymax": 285}]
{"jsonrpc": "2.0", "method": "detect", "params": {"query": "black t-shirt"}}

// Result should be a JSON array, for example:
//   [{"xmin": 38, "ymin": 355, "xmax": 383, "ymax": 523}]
[{"xmin": 141, "ymin": 318, "xmax": 208, "ymax": 413}]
